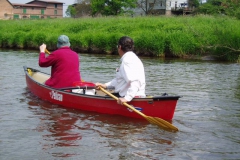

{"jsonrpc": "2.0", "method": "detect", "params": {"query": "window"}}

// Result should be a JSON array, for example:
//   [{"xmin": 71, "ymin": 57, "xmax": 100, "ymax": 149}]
[
  {"xmin": 14, "ymin": 14, "xmax": 19, "ymax": 19},
  {"xmin": 4, "ymin": 13, "xmax": 8, "ymax": 18},
  {"xmin": 54, "ymin": 10, "xmax": 57, "ymax": 15},
  {"xmin": 41, "ymin": 9, "xmax": 44, "ymax": 15},
  {"xmin": 30, "ymin": 15, "xmax": 39, "ymax": 19},
  {"xmin": 55, "ymin": 4, "xmax": 57, "ymax": 8},
  {"xmin": 23, "ymin": 8, "xmax": 27, "ymax": 14}
]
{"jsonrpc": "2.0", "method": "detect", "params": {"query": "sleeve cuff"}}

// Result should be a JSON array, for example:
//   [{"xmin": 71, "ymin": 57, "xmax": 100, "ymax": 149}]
[{"xmin": 124, "ymin": 95, "xmax": 133, "ymax": 102}]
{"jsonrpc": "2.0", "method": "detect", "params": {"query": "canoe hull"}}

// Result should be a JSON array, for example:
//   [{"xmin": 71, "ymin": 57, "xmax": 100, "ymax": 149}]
[{"xmin": 24, "ymin": 66, "xmax": 180, "ymax": 120}]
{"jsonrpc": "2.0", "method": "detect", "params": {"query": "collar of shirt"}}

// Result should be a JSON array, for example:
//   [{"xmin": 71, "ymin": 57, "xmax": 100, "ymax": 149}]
[{"xmin": 120, "ymin": 51, "xmax": 134, "ymax": 62}]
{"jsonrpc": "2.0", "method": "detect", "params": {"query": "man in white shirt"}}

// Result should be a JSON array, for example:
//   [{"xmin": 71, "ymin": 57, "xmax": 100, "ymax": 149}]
[{"xmin": 95, "ymin": 36, "xmax": 146, "ymax": 105}]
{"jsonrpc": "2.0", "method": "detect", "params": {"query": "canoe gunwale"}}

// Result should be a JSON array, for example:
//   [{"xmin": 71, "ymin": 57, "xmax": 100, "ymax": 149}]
[{"xmin": 23, "ymin": 66, "xmax": 182, "ymax": 101}]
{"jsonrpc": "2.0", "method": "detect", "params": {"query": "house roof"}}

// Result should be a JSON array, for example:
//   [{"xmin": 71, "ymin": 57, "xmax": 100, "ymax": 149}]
[
  {"xmin": 12, "ymin": 3, "xmax": 46, "ymax": 8},
  {"xmin": 6, "ymin": 0, "xmax": 14, "ymax": 7},
  {"xmin": 26, "ymin": 0, "xmax": 64, "ymax": 4}
]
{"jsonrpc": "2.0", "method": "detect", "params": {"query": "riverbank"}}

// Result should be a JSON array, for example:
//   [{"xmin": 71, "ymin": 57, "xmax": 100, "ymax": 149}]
[{"xmin": 0, "ymin": 15, "xmax": 239, "ymax": 62}]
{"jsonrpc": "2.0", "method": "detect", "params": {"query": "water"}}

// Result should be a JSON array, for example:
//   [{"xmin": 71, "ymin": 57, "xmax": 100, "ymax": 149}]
[{"xmin": 0, "ymin": 49, "xmax": 239, "ymax": 160}]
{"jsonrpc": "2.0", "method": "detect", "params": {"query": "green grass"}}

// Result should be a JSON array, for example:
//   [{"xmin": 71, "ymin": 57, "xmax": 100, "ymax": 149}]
[{"xmin": 0, "ymin": 15, "xmax": 239, "ymax": 61}]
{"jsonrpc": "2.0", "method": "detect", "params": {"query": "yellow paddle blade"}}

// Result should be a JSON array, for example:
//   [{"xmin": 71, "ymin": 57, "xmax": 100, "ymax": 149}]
[
  {"xmin": 122, "ymin": 101, "xmax": 178, "ymax": 132},
  {"xmin": 99, "ymin": 87, "xmax": 179, "ymax": 132},
  {"xmin": 146, "ymin": 116, "xmax": 178, "ymax": 132}
]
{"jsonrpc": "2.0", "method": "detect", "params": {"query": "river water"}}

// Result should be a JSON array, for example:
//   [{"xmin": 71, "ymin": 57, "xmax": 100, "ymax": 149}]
[{"xmin": 0, "ymin": 49, "xmax": 239, "ymax": 160}]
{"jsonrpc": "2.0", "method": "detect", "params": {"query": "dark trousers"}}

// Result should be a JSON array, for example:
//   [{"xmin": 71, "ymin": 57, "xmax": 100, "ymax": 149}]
[{"xmin": 111, "ymin": 93, "xmax": 122, "ymax": 97}]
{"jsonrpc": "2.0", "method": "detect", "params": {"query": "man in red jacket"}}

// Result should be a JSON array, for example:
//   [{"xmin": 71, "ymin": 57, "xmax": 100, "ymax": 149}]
[{"xmin": 39, "ymin": 35, "xmax": 81, "ymax": 88}]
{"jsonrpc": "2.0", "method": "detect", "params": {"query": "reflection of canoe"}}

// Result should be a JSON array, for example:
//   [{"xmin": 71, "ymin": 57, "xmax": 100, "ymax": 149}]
[{"xmin": 23, "ymin": 66, "xmax": 181, "ymax": 120}]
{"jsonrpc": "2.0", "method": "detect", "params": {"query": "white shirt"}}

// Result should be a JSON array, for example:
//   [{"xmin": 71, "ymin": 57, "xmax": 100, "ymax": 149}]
[{"xmin": 105, "ymin": 51, "xmax": 146, "ymax": 101}]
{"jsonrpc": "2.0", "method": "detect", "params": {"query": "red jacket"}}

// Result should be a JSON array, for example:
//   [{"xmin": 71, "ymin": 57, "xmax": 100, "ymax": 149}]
[{"xmin": 39, "ymin": 47, "xmax": 81, "ymax": 88}]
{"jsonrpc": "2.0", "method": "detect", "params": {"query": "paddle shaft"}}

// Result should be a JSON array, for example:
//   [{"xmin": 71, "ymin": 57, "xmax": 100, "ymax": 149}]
[
  {"xmin": 99, "ymin": 87, "xmax": 148, "ymax": 118},
  {"xmin": 45, "ymin": 49, "xmax": 51, "ymax": 54}
]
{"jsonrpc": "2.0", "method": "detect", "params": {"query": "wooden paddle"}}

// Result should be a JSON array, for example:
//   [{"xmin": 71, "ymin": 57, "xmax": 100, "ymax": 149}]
[
  {"xmin": 45, "ymin": 49, "xmax": 51, "ymax": 54},
  {"xmin": 99, "ymin": 87, "xmax": 179, "ymax": 132}
]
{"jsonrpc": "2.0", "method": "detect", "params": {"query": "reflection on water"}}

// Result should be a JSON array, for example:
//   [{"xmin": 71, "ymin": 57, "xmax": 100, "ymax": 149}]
[
  {"xmin": 235, "ymin": 75, "xmax": 240, "ymax": 100},
  {"xmin": 25, "ymin": 88, "xmax": 163, "ymax": 159},
  {"xmin": 0, "ymin": 50, "xmax": 240, "ymax": 159},
  {"xmin": 26, "ymin": 91, "xmax": 82, "ymax": 158}
]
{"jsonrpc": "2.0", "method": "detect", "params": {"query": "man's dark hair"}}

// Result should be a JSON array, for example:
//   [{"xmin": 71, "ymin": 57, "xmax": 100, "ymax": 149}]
[{"xmin": 118, "ymin": 36, "xmax": 134, "ymax": 53}]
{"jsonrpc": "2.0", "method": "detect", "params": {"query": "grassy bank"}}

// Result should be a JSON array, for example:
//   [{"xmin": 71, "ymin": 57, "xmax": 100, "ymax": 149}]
[{"xmin": 0, "ymin": 15, "xmax": 239, "ymax": 61}]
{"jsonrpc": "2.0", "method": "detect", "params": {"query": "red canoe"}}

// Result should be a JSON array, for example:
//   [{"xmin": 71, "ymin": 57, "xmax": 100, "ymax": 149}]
[{"xmin": 23, "ymin": 66, "xmax": 181, "ymax": 120}]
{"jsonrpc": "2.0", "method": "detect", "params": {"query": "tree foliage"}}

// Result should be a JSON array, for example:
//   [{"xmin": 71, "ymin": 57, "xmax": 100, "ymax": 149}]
[
  {"xmin": 188, "ymin": 0, "xmax": 200, "ymax": 8},
  {"xmin": 196, "ymin": 0, "xmax": 240, "ymax": 19},
  {"xmin": 65, "ymin": 5, "xmax": 77, "ymax": 17},
  {"xmin": 222, "ymin": 0, "xmax": 240, "ymax": 19},
  {"xmin": 74, "ymin": 0, "xmax": 92, "ymax": 17},
  {"xmin": 137, "ymin": 0, "xmax": 158, "ymax": 15},
  {"xmin": 91, "ymin": 0, "xmax": 137, "ymax": 16}
]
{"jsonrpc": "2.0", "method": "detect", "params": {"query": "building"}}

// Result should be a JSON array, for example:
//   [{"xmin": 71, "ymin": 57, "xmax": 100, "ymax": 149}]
[
  {"xmin": 0, "ymin": 0, "xmax": 64, "ymax": 20},
  {"xmin": 166, "ymin": 0, "xmax": 194, "ymax": 16},
  {"xmin": 132, "ymin": 0, "xmax": 193, "ymax": 16},
  {"xmin": 0, "ymin": 0, "xmax": 13, "ymax": 19}
]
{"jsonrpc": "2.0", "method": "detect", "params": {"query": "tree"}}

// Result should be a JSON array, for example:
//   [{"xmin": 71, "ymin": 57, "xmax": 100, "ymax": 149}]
[
  {"xmin": 65, "ymin": 5, "xmax": 77, "ymax": 17},
  {"xmin": 91, "ymin": 0, "xmax": 137, "ymax": 16},
  {"xmin": 91, "ymin": 0, "xmax": 105, "ymax": 16},
  {"xmin": 188, "ymin": 0, "xmax": 200, "ymax": 8},
  {"xmin": 222, "ymin": 0, "xmax": 240, "ymax": 19},
  {"xmin": 137, "ymin": 0, "xmax": 158, "ymax": 15},
  {"xmin": 196, "ymin": 0, "xmax": 240, "ymax": 19},
  {"xmin": 74, "ymin": 0, "xmax": 92, "ymax": 17}
]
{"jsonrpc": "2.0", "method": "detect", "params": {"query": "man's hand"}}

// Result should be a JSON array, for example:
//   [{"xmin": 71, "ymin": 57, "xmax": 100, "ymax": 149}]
[
  {"xmin": 39, "ymin": 43, "xmax": 46, "ymax": 53},
  {"xmin": 117, "ymin": 97, "xmax": 128, "ymax": 105},
  {"xmin": 95, "ymin": 82, "xmax": 107, "ymax": 90}
]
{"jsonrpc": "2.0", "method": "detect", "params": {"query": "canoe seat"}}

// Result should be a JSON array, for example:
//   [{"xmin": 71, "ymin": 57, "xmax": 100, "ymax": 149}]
[
  {"xmin": 31, "ymin": 72, "xmax": 50, "ymax": 84},
  {"xmin": 72, "ymin": 88, "xmax": 96, "ymax": 95}
]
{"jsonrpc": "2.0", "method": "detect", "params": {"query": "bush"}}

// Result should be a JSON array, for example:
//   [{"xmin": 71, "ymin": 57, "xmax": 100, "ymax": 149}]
[{"xmin": 0, "ymin": 16, "xmax": 239, "ymax": 62}]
